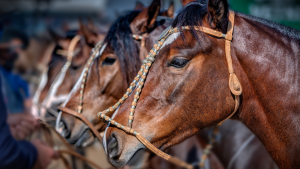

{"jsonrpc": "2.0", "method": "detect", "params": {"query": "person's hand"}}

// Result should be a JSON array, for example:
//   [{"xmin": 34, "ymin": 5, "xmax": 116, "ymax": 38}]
[
  {"xmin": 31, "ymin": 139, "xmax": 59, "ymax": 169},
  {"xmin": 7, "ymin": 113, "xmax": 39, "ymax": 140}
]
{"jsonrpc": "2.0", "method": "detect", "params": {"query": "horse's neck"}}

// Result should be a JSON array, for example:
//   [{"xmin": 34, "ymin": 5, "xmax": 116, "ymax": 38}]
[{"xmin": 233, "ymin": 13, "xmax": 300, "ymax": 168}]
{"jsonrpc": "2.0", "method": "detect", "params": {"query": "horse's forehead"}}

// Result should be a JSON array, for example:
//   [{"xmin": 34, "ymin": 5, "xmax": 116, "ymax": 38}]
[
  {"xmin": 99, "ymin": 43, "xmax": 115, "ymax": 57},
  {"xmin": 160, "ymin": 32, "xmax": 181, "ymax": 51}
]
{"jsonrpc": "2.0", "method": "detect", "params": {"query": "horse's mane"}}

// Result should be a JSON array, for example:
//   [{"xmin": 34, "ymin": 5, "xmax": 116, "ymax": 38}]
[
  {"xmin": 236, "ymin": 12, "xmax": 300, "ymax": 40},
  {"xmin": 172, "ymin": 2, "xmax": 300, "ymax": 44},
  {"xmin": 102, "ymin": 11, "xmax": 141, "ymax": 86},
  {"xmin": 99, "ymin": 11, "xmax": 173, "ymax": 86}
]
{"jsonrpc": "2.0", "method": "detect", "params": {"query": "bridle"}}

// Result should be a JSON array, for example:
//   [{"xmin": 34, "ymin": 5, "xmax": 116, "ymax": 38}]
[
  {"xmin": 98, "ymin": 10, "xmax": 242, "ymax": 168},
  {"xmin": 76, "ymin": 33, "xmax": 147, "ymax": 114},
  {"xmin": 33, "ymin": 35, "xmax": 81, "ymax": 118},
  {"xmin": 77, "ymin": 40, "xmax": 103, "ymax": 114},
  {"xmin": 59, "ymin": 11, "xmax": 242, "ymax": 169},
  {"xmin": 56, "ymin": 33, "xmax": 145, "ymax": 139}
]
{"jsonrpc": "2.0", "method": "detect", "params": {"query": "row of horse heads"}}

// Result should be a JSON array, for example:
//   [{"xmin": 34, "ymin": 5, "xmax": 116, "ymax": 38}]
[{"xmin": 33, "ymin": 0, "xmax": 300, "ymax": 168}]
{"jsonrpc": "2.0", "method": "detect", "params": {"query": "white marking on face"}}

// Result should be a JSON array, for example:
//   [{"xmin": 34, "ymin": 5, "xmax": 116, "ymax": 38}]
[
  {"xmin": 32, "ymin": 71, "xmax": 48, "ymax": 117},
  {"xmin": 40, "ymin": 61, "xmax": 70, "ymax": 117},
  {"xmin": 160, "ymin": 32, "xmax": 180, "ymax": 50}
]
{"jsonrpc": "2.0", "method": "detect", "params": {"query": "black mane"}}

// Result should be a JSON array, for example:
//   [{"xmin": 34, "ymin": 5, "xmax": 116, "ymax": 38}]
[
  {"xmin": 102, "ymin": 11, "xmax": 141, "ymax": 86},
  {"xmin": 236, "ymin": 12, "xmax": 300, "ymax": 40},
  {"xmin": 171, "ymin": 2, "xmax": 208, "ymax": 44},
  {"xmin": 99, "ymin": 11, "xmax": 173, "ymax": 86},
  {"xmin": 171, "ymin": 2, "xmax": 300, "ymax": 45}
]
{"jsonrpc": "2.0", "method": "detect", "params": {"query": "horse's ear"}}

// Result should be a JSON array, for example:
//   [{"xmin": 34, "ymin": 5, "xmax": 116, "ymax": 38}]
[
  {"xmin": 166, "ymin": 1, "xmax": 174, "ymax": 18},
  {"xmin": 134, "ymin": 1, "xmax": 145, "ymax": 11},
  {"xmin": 207, "ymin": 0, "xmax": 229, "ymax": 32},
  {"xmin": 87, "ymin": 18, "xmax": 98, "ymax": 32},
  {"xmin": 78, "ymin": 19, "xmax": 97, "ymax": 45},
  {"xmin": 181, "ymin": 0, "xmax": 197, "ymax": 6},
  {"xmin": 130, "ymin": 0, "xmax": 161, "ymax": 33}
]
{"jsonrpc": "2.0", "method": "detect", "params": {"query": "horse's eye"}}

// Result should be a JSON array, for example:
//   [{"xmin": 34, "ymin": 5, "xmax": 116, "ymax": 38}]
[
  {"xmin": 169, "ymin": 58, "xmax": 189, "ymax": 68},
  {"xmin": 102, "ymin": 57, "xmax": 116, "ymax": 65}
]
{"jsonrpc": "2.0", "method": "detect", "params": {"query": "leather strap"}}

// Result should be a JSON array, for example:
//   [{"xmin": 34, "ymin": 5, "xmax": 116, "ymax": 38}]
[
  {"xmin": 217, "ymin": 11, "xmax": 241, "ymax": 125},
  {"xmin": 67, "ymin": 35, "xmax": 81, "ymax": 61},
  {"xmin": 59, "ymin": 107, "xmax": 103, "ymax": 143}
]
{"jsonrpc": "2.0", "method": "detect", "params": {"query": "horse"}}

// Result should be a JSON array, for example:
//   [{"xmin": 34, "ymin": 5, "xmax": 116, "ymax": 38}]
[
  {"xmin": 103, "ymin": 0, "xmax": 300, "ymax": 168},
  {"xmin": 32, "ymin": 22, "xmax": 106, "ymax": 120},
  {"xmin": 59, "ymin": 0, "xmax": 173, "ymax": 147}
]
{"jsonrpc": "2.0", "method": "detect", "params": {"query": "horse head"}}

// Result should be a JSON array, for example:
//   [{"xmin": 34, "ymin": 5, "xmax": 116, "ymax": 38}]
[
  {"xmin": 33, "ymin": 22, "xmax": 106, "ymax": 119},
  {"xmin": 104, "ymin": 0, "xmax": 239, "ymax": 167}
]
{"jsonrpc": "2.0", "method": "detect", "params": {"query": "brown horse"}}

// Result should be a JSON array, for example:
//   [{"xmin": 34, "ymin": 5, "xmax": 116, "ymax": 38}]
[
  {"xmin": 32, "ymin": 23, "xmax": 106, "ymax": 119},
  {"xmin": 104, "ymin": 0, "xmax": 300, "ymax": 168},
  {"xmin": 59, "ymin": 0, "xmax": 173, "ymax": 147}
]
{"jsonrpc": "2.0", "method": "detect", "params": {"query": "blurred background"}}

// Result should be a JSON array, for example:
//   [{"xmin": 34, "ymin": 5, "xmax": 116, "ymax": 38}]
[
  {"xmin": 1, "ymin": 0, "xmax": 299, "ymax": 39},
  {"xmin": 0, "ymin": 0, "xmax": 299, "ymax": 94}
]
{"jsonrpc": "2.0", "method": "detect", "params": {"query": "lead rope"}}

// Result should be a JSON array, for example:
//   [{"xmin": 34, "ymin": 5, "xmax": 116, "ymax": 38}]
[{"xmin": 59, "ymin": 11, "xmax": 241, "ymax": 169}]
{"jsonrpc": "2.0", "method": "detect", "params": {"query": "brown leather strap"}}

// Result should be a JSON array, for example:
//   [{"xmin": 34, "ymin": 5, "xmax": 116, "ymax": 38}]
[
  {"xmin": 67, "ymin": 35, "xmax": 81, "ymax": 61},
  {"xmin": 136, "ymin": 133, "xmax": 194, "ymax": 169},
  {"xmin": 217, "ymin": 11, "xmax": 241, "ymax": 125},
  {"xmin": 58, "ymin": 106, "xmax": 103, "ymax": 143}
]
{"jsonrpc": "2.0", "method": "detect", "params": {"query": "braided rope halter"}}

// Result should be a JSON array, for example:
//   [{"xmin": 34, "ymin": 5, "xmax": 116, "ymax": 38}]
[
  {"xmin": 76, "ymin": 33, "xmax": 147, "ymax": 114},
  {"xmin": 96, "ymin": 11, "xmax": 242, "ymax": 169},
  {"xmin": 77, "ymin": 40, "xmax": 104, "ymax": 113},
  {"xmin": 59, "ymin": 11, "xmax": 242, "ymax": 169}
]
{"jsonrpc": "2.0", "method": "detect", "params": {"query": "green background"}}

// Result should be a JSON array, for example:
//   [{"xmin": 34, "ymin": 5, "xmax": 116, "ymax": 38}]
[{"xmin": 229, "ymin": 0, "xmax": 300, "ymax": 30}]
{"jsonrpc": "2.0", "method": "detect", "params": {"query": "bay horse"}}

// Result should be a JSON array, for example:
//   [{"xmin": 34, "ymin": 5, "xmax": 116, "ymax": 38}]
[
  {"xmin": 32, "ymin": 23, "xmax": 106, "ymax": 120},
  {"xmin": 103, "ymin": 0, "xmax": 300, "ymax": 168}
]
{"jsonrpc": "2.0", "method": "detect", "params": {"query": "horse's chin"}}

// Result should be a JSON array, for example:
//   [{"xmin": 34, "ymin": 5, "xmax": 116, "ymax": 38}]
[
  {"xmin": 108, "ymin": 148, "xmax": 147, "ymax": 168},
  {"xmin": 75, "ymin": 134, "xmax": 95, "ymax": 147}
]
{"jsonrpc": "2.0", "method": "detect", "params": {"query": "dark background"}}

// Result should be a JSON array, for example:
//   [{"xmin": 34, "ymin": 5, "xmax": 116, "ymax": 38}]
[{"xmin": 0, "ymin": 0, "xmax": 299, "ymax": 39}]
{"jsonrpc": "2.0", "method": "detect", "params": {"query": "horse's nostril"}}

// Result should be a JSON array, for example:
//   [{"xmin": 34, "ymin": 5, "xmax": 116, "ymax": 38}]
[
  {"xmin": 107, "ymin": 136, "xmax": 119, "ymax": 159},
  {"xmin": 62, "ymin": 128, "xmax": 71, "ymax": 138},
  {"xmin": 60, "ymin": 120, "xmax": 71, "ymax": 138}
]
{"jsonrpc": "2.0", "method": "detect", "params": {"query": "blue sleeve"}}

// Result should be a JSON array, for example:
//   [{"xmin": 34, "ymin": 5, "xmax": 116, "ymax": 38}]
[
  {"xmin": 16, "ymin": 76, "xmax": 30, "ymax": 98},
  {"xmin": 0, "ymin": 77, "xmax": 37, "ymax": 169}
]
